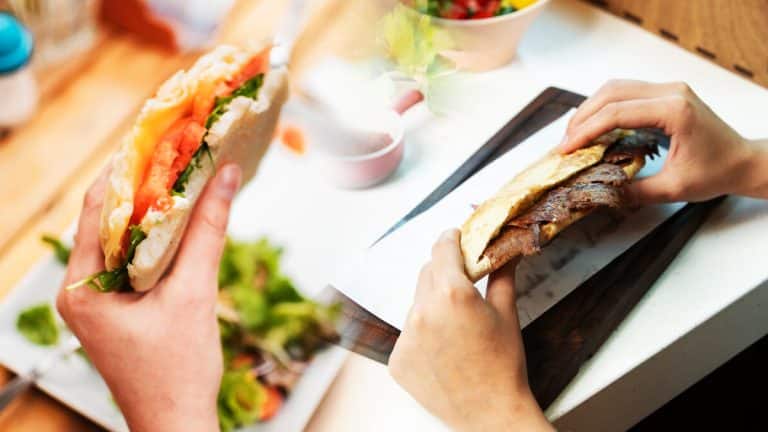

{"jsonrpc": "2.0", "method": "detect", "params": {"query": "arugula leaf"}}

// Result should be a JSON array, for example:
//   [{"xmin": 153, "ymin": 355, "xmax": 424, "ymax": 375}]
[
  {"xmin": 41, "ymin": 235, "xmax": 71, "ymax": 265},
  {"xmin": 67, "ymin": 225, "xmax": 146, "ymax": 293},
  {"xmin": 172, "ymin": 74, "xmax": 264, "ymax": 196},
  {"xmin": 17, "ymin": 303, "xmax": 59, "ymax": 346},
  {"xmin": 205, "ymin": 74, "xmax": 264, "ymax": 130}
]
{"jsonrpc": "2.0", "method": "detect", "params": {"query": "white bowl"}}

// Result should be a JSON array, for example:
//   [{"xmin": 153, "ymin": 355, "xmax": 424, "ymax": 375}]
[{"xmin": 429, "ymin": 0, "xmax": 550, "ymax": 71}]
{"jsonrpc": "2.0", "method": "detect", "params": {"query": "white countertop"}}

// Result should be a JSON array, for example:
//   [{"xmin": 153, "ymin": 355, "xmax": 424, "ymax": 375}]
[{"xmin": 266, "ymin": 0, "xmax": 768, "ymax": 430}]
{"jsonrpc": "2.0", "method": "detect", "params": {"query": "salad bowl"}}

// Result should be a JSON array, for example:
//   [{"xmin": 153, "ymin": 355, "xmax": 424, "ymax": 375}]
[{"xmin": 412, "ymin": 0, "xmax": 551, "ymax": 71}]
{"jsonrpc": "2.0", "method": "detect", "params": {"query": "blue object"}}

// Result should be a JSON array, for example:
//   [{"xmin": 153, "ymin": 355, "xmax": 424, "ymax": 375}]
[{"xmin": 0, "ymin": 13, "xmax": 33, "ymax": 74}]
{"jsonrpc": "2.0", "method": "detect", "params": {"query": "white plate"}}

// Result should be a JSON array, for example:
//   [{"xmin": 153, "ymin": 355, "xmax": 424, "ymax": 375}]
[{"xmin": 0, "ymin": 251, "xmax": 348, "ymax": 432}]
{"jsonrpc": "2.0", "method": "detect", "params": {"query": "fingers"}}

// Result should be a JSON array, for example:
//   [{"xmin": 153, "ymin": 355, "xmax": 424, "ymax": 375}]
[
  {"xmin": 486, "ymin": 258, "xmax": 520, "ymax": 322},
  {"xmin": 431, "ymin": 229, "xmax": 467, "ymax": 280},
  {"xmin": 413, "ymin": 262, "xmax": 434, "ymax": 305},
  {"xmin": 65, "ymin": 167, "xmax": 111, "ymax": 287},
  {"xmin": 58, "ymin": 166, "xmax": 114, "ymax": 324},
  {"xmin": 624, "ymin": 171, "xmax": 681, "ymax": 205},
  {"xmin": 561, "ymin": 81, "xmax": 694, "ymax": 153},
  {"xmin": 165, "ymin": 164, "xmax": 242, "ymax": 300},
  {"xmin": 427, "ymin": 229, "xmax": 480, "ymax": 308},
  {"xmin": 566, "ymin": 80, "xmax": 686, "ymax": 135},
  {"xmin": 561, "ymin": 96, "xmax": 684, "ymax": 153}
]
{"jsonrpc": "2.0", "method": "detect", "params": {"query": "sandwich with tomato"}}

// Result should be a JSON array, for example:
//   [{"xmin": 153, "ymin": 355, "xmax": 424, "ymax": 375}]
[
  {"xmin": 460, "ymin": 129, "xmax": 659, "ymax": 281},
  {"xmin": 85, "ymin": 44, "xmax": 288, "ymax": 292}
]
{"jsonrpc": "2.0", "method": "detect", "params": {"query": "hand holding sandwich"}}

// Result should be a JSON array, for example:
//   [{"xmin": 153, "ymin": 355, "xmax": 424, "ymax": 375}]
[
  {"xmin": 57, "ymin": 165, "xmax": 241, "ymax": 432},
  {"xmin": 389, "ymin": 230, "xmax": 553, "ymax": 432},
  {"xmin": 561, "ymin": 80, "xmax": 768, "ymax": 203}
]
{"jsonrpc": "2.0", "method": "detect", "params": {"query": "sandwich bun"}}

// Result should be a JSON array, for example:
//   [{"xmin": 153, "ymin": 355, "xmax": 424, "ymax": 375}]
[
  {"xmin": 99, "ymin": 44, "xmax": 288, "ymax": 291},
  {"xmin": 464, "ymin": 152, "xmax": 645, "ymax": 281},
  {"xmin": 460, "ymin": 130, "xmax": 626, "ymax": 276}
]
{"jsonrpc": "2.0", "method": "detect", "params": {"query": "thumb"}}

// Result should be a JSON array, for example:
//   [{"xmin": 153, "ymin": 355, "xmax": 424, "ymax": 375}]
[
  {"xmin": 166, "ymin": 164, "xmax": 242, "ymax": 297},
  {"xmin": 486, "ymin": 258, "xmax": 520, "ymax": 322},
  {"xmin": 624, "ymin": 171, "xmax": 680, "ymax": 206}
]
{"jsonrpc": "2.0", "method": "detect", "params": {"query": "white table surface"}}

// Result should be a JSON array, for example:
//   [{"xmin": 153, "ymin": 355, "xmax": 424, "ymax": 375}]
[{"xmin": 295, "ymin": 0, "xmax": 768, "ymax": 430}]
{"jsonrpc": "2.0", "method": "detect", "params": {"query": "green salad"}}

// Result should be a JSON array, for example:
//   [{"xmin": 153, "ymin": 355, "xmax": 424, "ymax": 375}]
[{"xmin": 20, "ymin": 235, "xmax": 339, "ymax": 431}]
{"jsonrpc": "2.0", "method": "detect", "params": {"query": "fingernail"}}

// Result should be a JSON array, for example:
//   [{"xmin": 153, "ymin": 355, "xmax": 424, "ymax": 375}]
[
  {"xmin": 216, "ymin": 164, "xmax": 241, "ymax": 199},
  {"xmin": 559, "ymin": 135, "xmax": 569, "ymax": 151}
]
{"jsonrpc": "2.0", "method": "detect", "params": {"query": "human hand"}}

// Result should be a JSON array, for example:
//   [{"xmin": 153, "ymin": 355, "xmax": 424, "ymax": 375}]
[
  {"xmin": 389, "ymin": 229, "xmax": 553, "ymax": 432},
  {"xmin": 57, "ymin": 164, "xmax": 242, "ymax": 432},
  {"xmin": 560, "ymin": 80, "xmax": 768, "ymax": 203}
]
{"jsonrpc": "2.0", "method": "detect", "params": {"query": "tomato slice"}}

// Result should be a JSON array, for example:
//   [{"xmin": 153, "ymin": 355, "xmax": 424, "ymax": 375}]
[
  {"xmin": 259, "ymin": 386, "xmax": 284, "ymax": 421},
  {"xmin": 440, "ymin": 3, "xmax": 469, "ymax": 19},
  {"xmin": 132, "ymin": 118, "xmax": 189, "ymax": 225},
  {"xmin": 130, "ymin": 49, "xmax": 271, "ymax": 230},
  {"xmin": 227, "ymin": 47, "xmax": 271, "ymax": 91},
  {"xmin": 170, "ymin": 121, "xmax": 206, "ymax": 180},
  {"xmin": 473, "ymin": 0, "xmax": 500, "ymax": 18}
]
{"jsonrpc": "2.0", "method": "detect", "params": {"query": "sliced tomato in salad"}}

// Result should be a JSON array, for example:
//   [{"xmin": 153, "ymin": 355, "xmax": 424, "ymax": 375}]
[
  {"xmin": 440, "ymin": 2, "xmax": 469, "ymax": 19},
  {"xmin": 259, "ymin": 386, "xmax": 284, "ymax": 421},
  {"xmin": 473, "ymin": 0, "xmax": 501, "ymax": 18}
]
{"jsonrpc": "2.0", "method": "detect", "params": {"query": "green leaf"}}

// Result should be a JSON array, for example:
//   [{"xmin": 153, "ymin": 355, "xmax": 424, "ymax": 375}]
[
  {"xmin": 217, "ymin": 369, "xmax": 266, "ymax": 431},
  {"xmin": 231, "ymin": 283, "xmax": 269, "ymax": 330},
  {"xmin": 17, "ymin": 303, "xmax": 59, "ymax": 346},
  {"xmin": 67, "ymin": 225, "xmax": 146, "ymax": 293},
  {"xmin": 41, "ymin": 235, "xmax": 71, "ymax": 265}
]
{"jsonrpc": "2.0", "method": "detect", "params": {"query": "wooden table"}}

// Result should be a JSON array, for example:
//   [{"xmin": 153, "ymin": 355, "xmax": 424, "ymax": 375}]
[{"xmin": 0, "ymin": 0, "xmax": 383, "ymax": 430}]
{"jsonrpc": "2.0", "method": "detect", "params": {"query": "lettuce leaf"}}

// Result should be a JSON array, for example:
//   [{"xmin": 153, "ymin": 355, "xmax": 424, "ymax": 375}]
[
  {"xmin": 17, "ymin": 303, "xmax": 59, "ymax": 346},
  {"xmin": 381, "ymin": 3, "xmax": 452, "ymax": 78},
  {"xmin": 218, "ymin": 237, "xmax": 339, "ymax": 366},
  {"xmin": 217, "ymin": 369, "xmax": 266, "ymax": 432}
]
